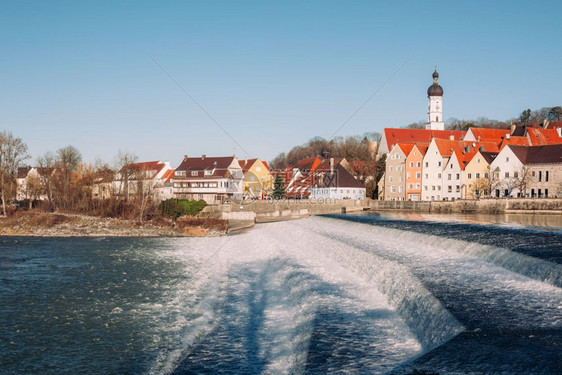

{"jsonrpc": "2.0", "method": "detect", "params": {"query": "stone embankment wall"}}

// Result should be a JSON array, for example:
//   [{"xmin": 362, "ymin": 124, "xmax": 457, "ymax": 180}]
[
  {"xmin": 370, "ymin": 198, "xmax": 562, "ymax": 214},
  {"xmin": 201, "ymin": 199, "xmax": 369, "ymax": 222}
]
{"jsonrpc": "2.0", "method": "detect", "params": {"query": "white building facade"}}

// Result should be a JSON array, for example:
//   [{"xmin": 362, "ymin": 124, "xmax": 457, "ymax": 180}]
[{"xmin": 426, "ymin": 69, "xmax": 444, "ymax": 130}]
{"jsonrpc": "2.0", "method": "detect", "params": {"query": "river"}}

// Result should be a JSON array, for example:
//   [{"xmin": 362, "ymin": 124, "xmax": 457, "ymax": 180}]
[{"xmin": 1, "ymin": 213, "xmax": 561, "ymax": 374}]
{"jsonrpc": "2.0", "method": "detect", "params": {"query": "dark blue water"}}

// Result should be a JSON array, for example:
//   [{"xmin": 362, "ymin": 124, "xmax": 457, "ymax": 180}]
[{"xmin": 1, "ymin": 215, "xmax": 561, "ymax": 374}]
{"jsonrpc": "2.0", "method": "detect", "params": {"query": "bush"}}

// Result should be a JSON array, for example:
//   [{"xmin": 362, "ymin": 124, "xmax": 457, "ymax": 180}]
[{"xmin": 160, "ymin": 199, "xmax": 207, "ymax": 220}]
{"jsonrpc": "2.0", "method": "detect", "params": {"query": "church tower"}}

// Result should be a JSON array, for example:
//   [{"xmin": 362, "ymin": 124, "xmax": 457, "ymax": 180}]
[{"xmin": 426, "ymin": 69, "xmax": 444, "ymax": 130}]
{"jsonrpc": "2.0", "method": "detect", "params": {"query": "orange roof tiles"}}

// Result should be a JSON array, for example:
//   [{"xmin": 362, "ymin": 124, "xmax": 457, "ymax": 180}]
[
  {"xmin": 396, "ymin": 143, "xmax": 415, "ymax": 156},
  {"xmin": 527, "ymin": 128, "xmax": 562, "ymax": 146},
  {"xmin": 383, "ymin": 128, "xmax": 466, "ymax": 150},
  {"xmin": 468, "ymin": 128, "xmax": 511, "ymax": 140}
]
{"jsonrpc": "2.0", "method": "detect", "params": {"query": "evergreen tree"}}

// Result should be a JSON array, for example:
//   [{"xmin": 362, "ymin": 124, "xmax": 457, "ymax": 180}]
[{"xmin": 272, "ymin": 174, "xmax": 285, "ymax": 199}]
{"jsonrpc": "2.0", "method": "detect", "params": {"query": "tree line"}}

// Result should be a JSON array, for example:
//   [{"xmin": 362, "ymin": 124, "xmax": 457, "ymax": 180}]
[
  {"xmin": 0, "ymin": 133, "xmax": 171, "ymax": 221},
  {"xmin": 269, "ymin": 132, "xmax": 384, "ymax": 198},
  {"xmin": 403, "ymin": 105, "xmax": 562, "ymax": 131}
]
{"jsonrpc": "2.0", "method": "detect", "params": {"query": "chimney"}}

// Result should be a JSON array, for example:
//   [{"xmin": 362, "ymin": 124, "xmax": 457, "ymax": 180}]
[
  {"xmin": 506, "ymin": 133, "xmax": 511, "ymax": 140},
  {"xmin": 183, "ymin": 155, "xmax": 188, "ymax": 160},
  {"xmin": 511, "ymin": 124, "xmax": 516, "ymax": 134},
  {"xmin": 201, "ymin": 154, "xmax": 206, "ymax": 160},
  {"xmin": 330, "ymin": 158, "xmax": 334, "ymax": 174}
]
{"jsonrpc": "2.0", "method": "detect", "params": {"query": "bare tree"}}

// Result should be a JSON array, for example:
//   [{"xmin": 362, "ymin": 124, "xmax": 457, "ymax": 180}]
[
  {"xmin": 23, "ymin": 173, "xmax": 43, "ymax": 209},
  {"xmin": 53, "ymin": 146, "xmax": 82, "ymax": 209},
  {"xmin": 114, "ymin": 151, "xmax": 138, "ymax": 201},
  {"xmin": 470, "ymin": 177, "xmax": 492, "ymax": 199},
  {"xmin": 0, "ymin": 132, "xmax": 30, "ymax": 216},
  {"xmin": 36, "ymin": 152, "xmax": 56, "ymax": 208},
  {"xmin": 510, "ymin": 166, "xmax": 531, "ymax": 198}
]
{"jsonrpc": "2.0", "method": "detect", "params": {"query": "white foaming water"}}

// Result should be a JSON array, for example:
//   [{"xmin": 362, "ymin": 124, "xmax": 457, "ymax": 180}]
[
  {"xmin": 141, "ymin": 217, "xmax": 562, "ymax": 374},
  {"xmin": 307, "ymin": 217, "xmax": 562, "ymax": 328}
]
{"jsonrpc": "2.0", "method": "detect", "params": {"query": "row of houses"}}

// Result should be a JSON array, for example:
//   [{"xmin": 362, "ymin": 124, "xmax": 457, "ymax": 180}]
[
  {"xmin": 378, "ymin": 123, "xmax": 562, "ymax": 201},
  {"xmin": 17, "ymin": 154, "xmax": 368, "ymax": 205}
]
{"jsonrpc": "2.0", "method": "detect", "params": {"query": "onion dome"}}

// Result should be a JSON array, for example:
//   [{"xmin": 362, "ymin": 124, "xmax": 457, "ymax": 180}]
[{"xmin": 427, "ymin": 69, "xmax": 443, "ymax": 96}]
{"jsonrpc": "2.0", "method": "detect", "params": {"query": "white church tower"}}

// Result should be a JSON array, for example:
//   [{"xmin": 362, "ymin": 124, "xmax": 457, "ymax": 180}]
[{"xmin": 426, "ymin": 69, "xmax": 444, "ymax": 130}]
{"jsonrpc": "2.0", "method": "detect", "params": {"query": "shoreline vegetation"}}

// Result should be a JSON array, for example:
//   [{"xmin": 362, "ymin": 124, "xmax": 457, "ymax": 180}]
[{"xmin": 0, "ymin": 211, "xmax": 229, "ymax": 237}]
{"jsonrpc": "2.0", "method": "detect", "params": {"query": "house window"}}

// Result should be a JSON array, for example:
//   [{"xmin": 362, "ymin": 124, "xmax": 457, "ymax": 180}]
[
  {"xmin": 477, "ymin": 159, "xmax": 480, "ymax": 164},
  {"xmin": 438, "ymin": 161, "xmax": 442, "ymax": 167},
  {"xmin": 476, "ymin": 173, "xmax": 480, "ymax": 179},
  {"xmin": 399, "ymin": 186, "xmax": 403, "ymax": 193},
  {"xmin": 468, "ymin": 173, "xmax": 472, "ymax": 179},
  {"xmin": 391, "ymin": 186, "xmax": 396, "ymax": 193},
  {"xmin": 485, "ymin": 173, "xmax": 489, "ymax": 179},
  {"xmin": 416, "ymin": 172, "xmax": 421, "ymax": 178},
  {"xmin": 425, "ymin": 174, "xmax": 428, "ymax": 179},
  {"xmin": 390, "ymin": 176, "xmax": 393, "ymax": 182},
  {"xmin": 416, "ymin": 183, "xmax": 420, "ymax": 189},
  {"xmin": 456, "ymin": 174, "xmax": 460, "ymax": 180},
  {"xmin": 191, "ymin": 171, "xmax": 198, "ymax": 176},
  {"xmin": 506, "ymin": 157, "xmax": 509, "ymax": 162},
  {"xmin": 204, "ymin": 170, "xmax": 213, "ymax": 176},
  {"xmin": 438, "ymin": 173, "xmax": 442, "ymax": 179},
  {"xmin": 256, "ymin": 166, "xmax": 261, "ymax": 172},
  {"xmin": 432, "ymin": 186, "xmax": 436, "ymax": 191},
  {"xmin": 425, "ymin": 162, "xmax": 429, "ymax": 167},
  {"xmin": 417, "ymin": 162, "xmax": 421, "ymax": 167},
  {"xmin": 546, "ymin": 171, "xmax": 549, "ymax": 182},
  {"xmin": 450, "ymin": 164, "xmax": 453, "ymax": 169},
  {"xmin": 407, "ymin": 172, "xmax": 411, "ymax": 179},
  {"xmin": 424, "ymin": 186, "xmax": 428, "ymax": 191},
  {"xmin": 505, "ymin": 172, "xmax": 509, "ymax": 178},
  {"xmin": 410, "ymin": 162, "xmax": 414, "ymax": 167},
  {"xmin": 448, "ymin": 186, "xmax": 452, "ymax": 193},
  {"xmin": 514, "ymin": 171, "xmax": 518, "ymax": 178},
  {"xmin": 539, "ymin": 171, "xmax": 542, "ymax": 182},
  {"xmin": 409, "ymin": 184, "xmax": 413, "ymax": 189},
  {"xmin": 545, "ymin": 189, "xmax": 549, "ymax": 197},
  {"xmin": 448, "ymin": 174, "xmax": 451, "ymax": 180},
  {"xmin": 389, "ymin": 167, "xmax": 393, "ymax": 172},
  {"xmin": 456, "ymin": 185, "xmax": 460, "ymax": 193},
  {"xmin": 438, "ymin": 186, "xmax": 441, "ymax": 190},
  {"xmin": 532, "ymin": 171, "xmax": 535, "ymax": 177}
]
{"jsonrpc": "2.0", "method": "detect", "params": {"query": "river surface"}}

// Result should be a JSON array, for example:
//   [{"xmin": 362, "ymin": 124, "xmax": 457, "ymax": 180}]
[{"xmin": 1, "ymin": 213, "xmax": 561, "ymax": 374}]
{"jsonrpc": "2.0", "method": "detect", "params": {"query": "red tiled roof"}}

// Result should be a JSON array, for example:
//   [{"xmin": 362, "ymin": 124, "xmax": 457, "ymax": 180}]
[
  {"xmin": 298, "ymin": 157, "xmax": 322, "ymax": 172},
  {"xmin": 120, "ymin": 160, "xmax": 164, "ymax": 173},
  {"xmin": 468, "ymin": 128, "xmax": 511, "ymax": 140},
  {"xmin": 383, "ymin": 128, "xmax": 466, "ymax": 150},
  {"xmin": 239, "ymin": 158, "xmax": 258, "ymax": 173},
  {"xmin": 498, "ymin": 136, "xmax": 530, "ymax": 150},
  {"xmin": 175, "ymin": 156, "xmax": 238, "ymax": 180},
  {"xmin": 527, "ymin": 128, "xmax": 562, "ymax": 146},
  {"xmin": 508, "ymin": 144, "xmax": 562, "ymax": 164},
  {"xmin": 396, "ymin": 143, "xmax": 415, "ymax": 156},
  {"xmin": 17, "ymin": 166, "xmax": 32, "ymax": 179}
]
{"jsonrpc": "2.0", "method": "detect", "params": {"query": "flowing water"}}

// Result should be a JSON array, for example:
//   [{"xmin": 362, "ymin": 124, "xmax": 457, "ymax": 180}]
[{"xmin": 1, "ymin": 214, "xmax": 561, "ymax": 374}]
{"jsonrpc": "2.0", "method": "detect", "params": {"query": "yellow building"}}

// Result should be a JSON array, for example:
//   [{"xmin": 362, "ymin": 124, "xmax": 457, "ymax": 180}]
[
  {"xmin": 462, "ymin": 151, "xmax": 498, "ymax": 199},
  {"xmin": 239, "ymin": 159, "xmax": 274, "ymax": 199}
]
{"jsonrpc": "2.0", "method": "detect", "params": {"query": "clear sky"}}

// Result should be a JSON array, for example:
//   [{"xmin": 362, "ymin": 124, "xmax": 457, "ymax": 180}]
[{"xmin": 1, "ymin": 0, "xmax": 561, "ymax": 166}]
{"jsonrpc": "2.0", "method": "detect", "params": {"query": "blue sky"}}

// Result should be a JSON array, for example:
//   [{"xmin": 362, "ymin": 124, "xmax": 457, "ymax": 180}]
[{"xmin": 1, "ymin": 0, "xmax": 561, "ymax": 166}]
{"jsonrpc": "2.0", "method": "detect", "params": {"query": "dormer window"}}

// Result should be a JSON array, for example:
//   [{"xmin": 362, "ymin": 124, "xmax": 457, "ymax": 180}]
[
  {"xmin": 205, "ymin": 170, "xmax": 213, "ymax": 176},
  {"xmin": 191, "ymin": 171, "xmax": 198, "ymax": 176}
]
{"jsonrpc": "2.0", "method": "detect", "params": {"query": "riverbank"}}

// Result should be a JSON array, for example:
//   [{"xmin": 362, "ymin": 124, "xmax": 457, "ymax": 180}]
[
  {"xmin": 370, "ymin": 197, "xmax": 562, "ymax": 214},
  {"xmin": 0, "ymin": 212, "xmax": 228, "ymax": 237}
]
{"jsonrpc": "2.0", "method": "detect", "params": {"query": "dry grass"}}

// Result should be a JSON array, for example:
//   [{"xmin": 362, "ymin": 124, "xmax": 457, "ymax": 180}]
[
  {"xmin": 0, "ymin": 211, "xmax": 78, "ymax": 229},
  {"xmin": 176, "ymin": 217, "xmax": 228, "ymax": 232}
]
